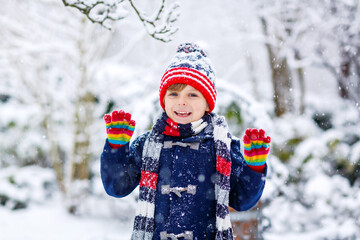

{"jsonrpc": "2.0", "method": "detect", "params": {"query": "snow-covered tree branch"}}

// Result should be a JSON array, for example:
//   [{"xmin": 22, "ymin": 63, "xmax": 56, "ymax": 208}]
[
  {"xmin": 128, "ymin": 0, "xmax": 179, "ymax": 42},
  {"xmin": 62, "ymin": 0, "xmax": 180, "ymax": 42},
  {"xmin": 61, "ymin": 0, "xmax": 127, "ymax": 28},
  {"xmin": 312, "ymin": 0, "xmax": 360, "ymax": 107}
]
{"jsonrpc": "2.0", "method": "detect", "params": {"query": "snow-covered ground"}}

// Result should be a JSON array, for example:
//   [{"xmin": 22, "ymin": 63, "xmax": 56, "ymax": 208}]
[
  {"xmin": 0, "ymin": 199, "xmax": 132, "ymax": 240},
  {"xmin": 0, "ymin": 165, "xmax": 135, "ymax": 240}
]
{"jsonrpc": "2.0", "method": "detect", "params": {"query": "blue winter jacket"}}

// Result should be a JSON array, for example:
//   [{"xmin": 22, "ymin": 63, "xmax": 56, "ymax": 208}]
[{"xmin": 101, "ymin": 130, "xmax": 266, "ymax": 239}]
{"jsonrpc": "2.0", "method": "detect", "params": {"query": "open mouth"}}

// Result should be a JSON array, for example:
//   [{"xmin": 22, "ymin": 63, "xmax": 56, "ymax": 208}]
[{"xmin": 175, "ymin": 111, "xmax": 191, "ymax": 117}]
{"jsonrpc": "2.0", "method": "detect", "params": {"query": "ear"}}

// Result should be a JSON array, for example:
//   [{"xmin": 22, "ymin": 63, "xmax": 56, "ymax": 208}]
[{"xmin": 206, "ymin": 104, "xmax": 210, "ymax": 112}]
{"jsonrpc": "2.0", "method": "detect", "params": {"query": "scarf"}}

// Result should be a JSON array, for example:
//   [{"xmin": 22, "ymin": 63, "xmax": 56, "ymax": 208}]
[{"xmin": 131, "ymin": 112, "xmax": 233, "ymax": 240}]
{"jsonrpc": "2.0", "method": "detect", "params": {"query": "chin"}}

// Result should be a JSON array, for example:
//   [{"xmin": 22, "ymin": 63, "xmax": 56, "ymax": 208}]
[{"xmin": 172, "ymin": 117, "xmax": 192, "ymax": 124}]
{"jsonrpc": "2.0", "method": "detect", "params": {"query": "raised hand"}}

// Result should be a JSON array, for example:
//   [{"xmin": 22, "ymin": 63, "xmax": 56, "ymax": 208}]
[
  {"xmin": 104, "ymin": 110, "xmax": 136, "ymax": 149},
  {"xmin": 243, "ymin": 128, "xmax": 271, "ymax": 172}
]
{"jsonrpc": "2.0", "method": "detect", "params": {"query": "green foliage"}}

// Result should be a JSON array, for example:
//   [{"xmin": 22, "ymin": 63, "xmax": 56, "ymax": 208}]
[
  {"xmin": 302, "ymin": 154, "xmax": 313, "ymax": 165},
  {"xmin": 0, "ymin": 194, "xmax": 10, "ymax": 206},
  {"xmin": 103, "ymin": 100, "xmax": 115, "ymax": 116},
  {"xmin": 273, "ymin": 137, "xmax": 304, "ymax": 163},
  {"xmin": 327, "ymin": 139, "xmax": 340, "ymax": 151},
  {"xmin": 325, "ymin": 137, "xmax": 360, "ymax": 186},
  {"xmin": 8, "ymin": 176, "xmax": 15, "ymax": 185},
  {"xmin": 7, "ymin": 121, "xmax": 16, "ymax": 128},
  {"xmin": 218, "ymin": 101, "xmax": 244, "ymax": 137},
  {"xmin": 224, "ymin": 101, "xmax": 243, "ymax": 126},
  {"xmin": 332, "ymin": 160, "xmax": 360, "ymax": 186}
]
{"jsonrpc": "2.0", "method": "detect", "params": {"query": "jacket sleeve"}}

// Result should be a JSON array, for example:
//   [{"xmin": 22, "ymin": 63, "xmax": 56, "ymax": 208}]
[
  {"xmin": 229, "ymin": 138, "xmax": 267, "ymax": 211},
  {"xmin": 100, "ymin": 133, "xmax": 148, "ymax": 198}
]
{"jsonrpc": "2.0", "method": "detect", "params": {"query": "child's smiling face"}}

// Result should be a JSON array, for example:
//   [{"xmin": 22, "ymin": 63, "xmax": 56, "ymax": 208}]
[{"xmin": 164, "ymin": 85, "xmax": 209, "ymax": 124}]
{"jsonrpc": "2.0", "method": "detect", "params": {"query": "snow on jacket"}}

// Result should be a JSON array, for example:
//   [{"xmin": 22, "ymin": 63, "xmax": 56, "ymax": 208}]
[{"xmin": 101, "ymin": 130, "xmax": 266, "ymax": 239}]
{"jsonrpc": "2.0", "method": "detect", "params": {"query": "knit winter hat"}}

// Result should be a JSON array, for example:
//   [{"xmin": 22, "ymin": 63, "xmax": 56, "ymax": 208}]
[{"xmin": 159, "ymin": 43, "xmax": 217, "ymax": 113}]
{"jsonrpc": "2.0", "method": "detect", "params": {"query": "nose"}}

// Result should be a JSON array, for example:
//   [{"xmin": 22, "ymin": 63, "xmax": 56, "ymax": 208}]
[{"xmin": 178, "ymin": 95, "xmax": 187, "ymax": 105}]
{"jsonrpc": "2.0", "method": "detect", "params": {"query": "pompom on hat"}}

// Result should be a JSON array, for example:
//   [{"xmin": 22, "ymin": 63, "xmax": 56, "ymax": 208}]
[{"xmin": 159, "ymin": 43, "xmax": 217, "ymax": 113}]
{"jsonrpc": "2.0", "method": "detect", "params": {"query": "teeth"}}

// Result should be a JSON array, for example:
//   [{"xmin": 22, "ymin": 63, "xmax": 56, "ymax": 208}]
[{"xmin": 175, "ymin": 111, "xmax": 191, "ymax": 116}]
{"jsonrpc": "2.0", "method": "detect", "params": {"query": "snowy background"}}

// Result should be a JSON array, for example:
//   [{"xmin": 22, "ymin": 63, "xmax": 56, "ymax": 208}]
[{"xmin": 1, "ymin": 0, "xmax": 360, "ymax": 239}]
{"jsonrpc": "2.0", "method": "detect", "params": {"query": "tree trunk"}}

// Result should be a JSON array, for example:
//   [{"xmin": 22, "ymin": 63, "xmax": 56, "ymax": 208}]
[
  {"xmin": 70, "ymin": 89, "xmax": 94, "ymax": 182},
  {"xmin": 67, "ymin": 87, "xmax": 95, "ymax": 214},
  {"xmin": 295, "ymin": 49, "xmax": 305, "ymax": 115},
  {"xmin": 43, "ymin": 115, "xmax": 65, "ymax": 193},
  {"xmin": 260, "ymin": 17, "xmax": 294, "ymax": 117},
  {"xmin": 66, "ymin": 17, "xmax": 96, "ymax": 214},
  {"xmin": 338, "ymin": 45, "xmax": 360, "ymax": 105},
  {"xmin": 339, "ymin": 47, "xmax": 352, "ymax": 99}
]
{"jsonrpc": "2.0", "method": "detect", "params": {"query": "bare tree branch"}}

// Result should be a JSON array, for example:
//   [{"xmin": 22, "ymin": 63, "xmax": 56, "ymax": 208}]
[
  {"xmin": 62, "ymin": 0, "xmax": 180, "ymax": 42},
  {"xmin": 127, "ymin": 0, "xmax": 180, "ymax": 42},
  {"xmin": 62, "ymin": 0, "xmax": 127, "ymax": 29}
]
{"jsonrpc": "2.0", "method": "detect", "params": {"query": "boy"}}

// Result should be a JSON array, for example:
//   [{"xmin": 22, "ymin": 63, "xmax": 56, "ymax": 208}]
[{"xmin": 101, "ymin": 43, "xmax": 271, "ymax": 240}]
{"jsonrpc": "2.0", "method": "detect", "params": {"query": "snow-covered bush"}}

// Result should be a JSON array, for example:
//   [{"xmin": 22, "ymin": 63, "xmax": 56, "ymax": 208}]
[
  {"xmin": 0, "ymin": 166, "xmax": 57, "ymax": 210},
  {"xmin": 262, "ymin": 98, "xmax": 360, "ymax": 238},
  {"xmin": 0, "ymin": 101, "xmax": 48, "ymax": 168}
]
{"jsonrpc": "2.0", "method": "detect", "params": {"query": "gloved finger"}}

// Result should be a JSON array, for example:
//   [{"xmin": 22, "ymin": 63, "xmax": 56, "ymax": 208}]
[
  {"xmin": 104, "ymin": 114, "xmax": 111, "ymax": 124},
  {"xmin": 264, "ymin": 136, "xmax": 271, "ymax": 144},
  {"xmin": 250, "ymin": 128, "xmax": 259, "ymax": 141},
  {"xmin": 243, "ymin": 134, "xmax": 251, "ymax": 144},
  {"xmin": 125, "ymin": 112, "xmax": 132, "ymax": 122},
  {"xmin": 259, "ymin": 129, "xmax": 265, "ymax": 139},
  {"xmin": 129, "ymin": 120, "xmax": 136, "ymax": 127},
  {"xmin": 112, "ymin": 111, "xmax": 119, "ymax": 122},
  {"xmin": 118, "ymin": 110, "xmax": 125, "ymax": 121},
  {"xmin": 245, "ymin": 128, "xmax": 252, "ymax": 138}
]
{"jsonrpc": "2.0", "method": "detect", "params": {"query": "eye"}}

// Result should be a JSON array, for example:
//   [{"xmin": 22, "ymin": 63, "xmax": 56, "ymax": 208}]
[
  {"xmin": 167, "ymin": 92, "xmax": 178, "ymax": 97},
  {"xmin": 189, "ymin": 93, "xmax": 198, "ymax": 97}
]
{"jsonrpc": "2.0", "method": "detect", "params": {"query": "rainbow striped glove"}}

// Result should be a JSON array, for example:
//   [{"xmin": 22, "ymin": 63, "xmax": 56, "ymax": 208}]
[
  {"xmin": 243, "ymin": 128, "xmax": 271, "ymax": 173},
  {"xmin": 104, "ymin": 110, "xmax": 136, "ymax": 149}
]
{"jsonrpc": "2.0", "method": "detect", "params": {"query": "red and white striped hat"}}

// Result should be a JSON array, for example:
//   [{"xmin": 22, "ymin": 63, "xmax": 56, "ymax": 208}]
[{"xmin": 159, "ymin": 43, "xmax": 217, "ymax": 113}]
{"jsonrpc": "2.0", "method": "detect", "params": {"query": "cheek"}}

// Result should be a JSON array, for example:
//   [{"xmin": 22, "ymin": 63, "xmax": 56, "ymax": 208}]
[
  {"xmin": 195, "ymin": 102, "xmax": 208, "ymax": 115},
  {"xmin": 164, "ymin": 103, "xmax": 170, "ymax": 112},
  {"xmin": 200, "ymin": 100, "xmax": 209, "ymax": 111},
  {"xmin": 165, "ymin": 98, "xmax": 173, "ymax": 107},
  {"xmin": 164, "ymin": 107, "xmax": 173, "ymax": 119},
  {"xmin": 164, "ymin": 100, "xmax": 173, "ymax": 114}
]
